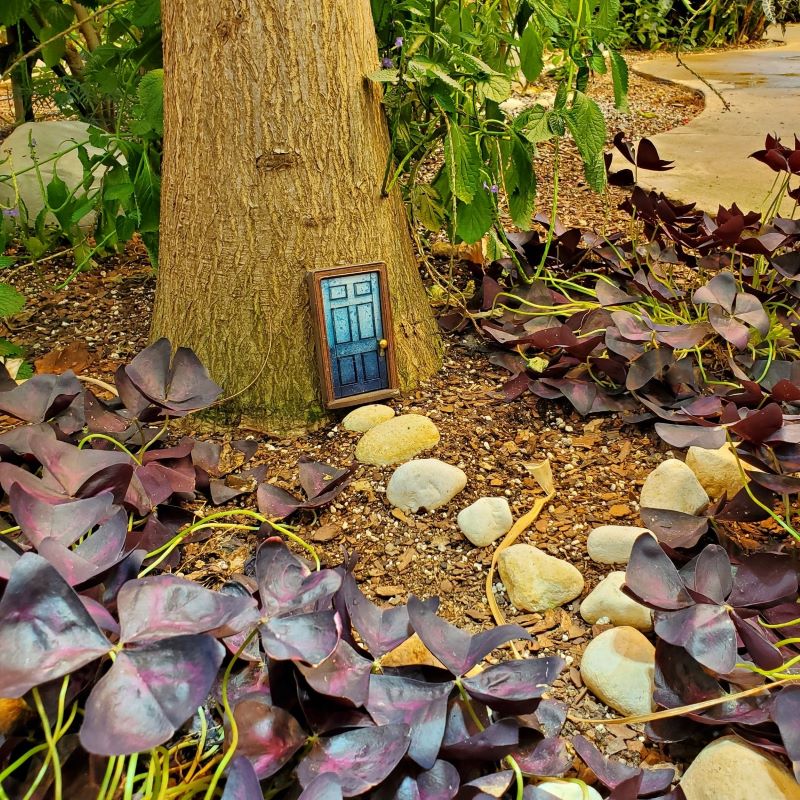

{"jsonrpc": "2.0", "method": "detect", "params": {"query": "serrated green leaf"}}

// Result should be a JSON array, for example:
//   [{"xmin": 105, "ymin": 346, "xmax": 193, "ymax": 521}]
[
  {"xmin": 609, "ymin": 51, "xmax": 629, "ymax": 111},
  {"xmin": 0, "ymin": 257, "xmax": 15, "ymax": 269},
  {"xmin": 39, "ymin": 0, "xmax": 74, "ymax": 30},
  {"xmin": 0, "ymin": 338, "xmax": 24, "ymax": 356},
  {"xmin": 39, "ymin": 26, "xmax": 66, "ymax": 68},
  {"xmin": 582, "ymin": 150, "xmax": 607, "ymax": 192},
  {"xmin": 564, "ymin": 91, "xmax": 606, "ymax": 162},
  {"xmin": 455, "ymin": 189, "xmax": 493, "ymax": 244},
  {"xmin": 444, "ymin": 120, "xmax": 481, "ymax": 204},
  {"xmin": 137, "ymin": 69, "xmax": 163, "ymax": 136},
  {"xmin": 46, "ymin": 173, "xmax": 69, "ymax": 210},
  {"xmin": 476, "ymin": 72, "xmax": 512, "ymax": 103},
  {"xmin": 515, "ymin": 105, "xmax": 553, "ymax": 143},
  {"xmin": 595, "ymin": 0, "xmax": 621, "ymax": 36},
  {"xmin": 506, "ymin": 136, "xmax": 536, "ymax": 229},
  {"xmin": 519, "ymin": 24, "xmax": 544, "ymax": 82},
  {"xmin": 0, "ymin": 284, "xmax": 25, "ymax": 317}
]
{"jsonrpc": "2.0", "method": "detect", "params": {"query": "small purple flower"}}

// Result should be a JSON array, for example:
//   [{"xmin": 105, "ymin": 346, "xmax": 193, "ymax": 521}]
[
  {"xmin": 2, "ymin": 208, "xmax": 19, "ymax": 218},
  {"xmin": 381, "ymin": 57, "xmax": 395, "ymax": 69},
  {"xmin": 393, "ymin": 36, "xmax": 404, "ymax": 49},
  {"xmin": 483, "ymin": 182, "xmax": 499, "ymax": 194}
]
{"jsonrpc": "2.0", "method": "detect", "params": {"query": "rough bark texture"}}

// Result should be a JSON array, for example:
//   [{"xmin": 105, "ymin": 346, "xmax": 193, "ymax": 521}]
[{"xmin": 152, "ymin": 0, "xmax": 442, "ymax": 435}]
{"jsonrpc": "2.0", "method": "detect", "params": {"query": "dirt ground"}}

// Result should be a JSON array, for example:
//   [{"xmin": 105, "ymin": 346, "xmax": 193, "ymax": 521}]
[{"xmin": 1, "ymin": 67, "xmax": 716, "ymax": 775}]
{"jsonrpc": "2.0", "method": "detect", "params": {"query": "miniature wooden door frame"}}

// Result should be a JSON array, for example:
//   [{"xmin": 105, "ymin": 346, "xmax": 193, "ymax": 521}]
[{"xmin": 307, "ymin": 262, "xmax": 400, "ymax": 410}]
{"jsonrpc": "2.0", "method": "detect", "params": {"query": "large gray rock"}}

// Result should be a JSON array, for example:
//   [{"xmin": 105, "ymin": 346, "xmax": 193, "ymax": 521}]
[
  {"xmin": 639, "ymin": 458, "xmax": 709, "ymax": 515},
  {"xmin": 587, "ymin": 526, "xmax": 655, "ymax": 565},
  {"xmin": 355, "ymin": 414, "xmax": 440, "ymax": 465},
  {"xmin": 686, "ymin": 444, "xmax": 746, "ymax": 501},
  {"xmin": 680, "ymin": 736, "xmax": 800, "ymax": 800},
  {"xmin": 0, "ymin": 121, "xmax": 106, "ymax": 230},
  {"xmin": 580, "ymin": 626, "xmax": 655, "ymax": 717},
  {"xmin": 457, "ymin": 497, "xmax": 513, "ymax": 547},
  {"xmin": 386, "ymin": 458, "xmax": 466, "ymax": 513},
  {"xmin": 580, "ymin": 572, "xmax": 653, "ymax": 631},
  {"xmin": 497, "ymin": 544, "xmax": 584, "ymax": 612}
]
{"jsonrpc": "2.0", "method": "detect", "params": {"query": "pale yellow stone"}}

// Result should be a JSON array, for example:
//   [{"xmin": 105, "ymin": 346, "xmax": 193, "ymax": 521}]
[
  {"xmin": 686, "ymin": 443, "xmax": 747, "ymax": 500},
  {"xmin": 381, "ymin": 633, "xmax": 444, "ymax": 669},
  {"xmin": 342, "ymin": 404, "xmax": 395, "ymax": 433},
  {"xmin": 498, "ymin": 544, "xmax": 584, "ymax": 612},
  {"xmin": 355, "ymin": 414, "xmax": 440, "ymax": 465}
]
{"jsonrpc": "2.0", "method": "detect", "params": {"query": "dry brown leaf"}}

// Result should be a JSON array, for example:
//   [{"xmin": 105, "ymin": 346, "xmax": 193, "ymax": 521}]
[{"xmin": 34, "ymin": 341, "xmax": 91, "ymax": 375}]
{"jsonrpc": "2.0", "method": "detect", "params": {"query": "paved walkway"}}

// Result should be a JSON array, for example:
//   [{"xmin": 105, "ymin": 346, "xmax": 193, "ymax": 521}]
[{"xmin": 630, "ymin": 25, "xmax": 800, "ymax": 214}]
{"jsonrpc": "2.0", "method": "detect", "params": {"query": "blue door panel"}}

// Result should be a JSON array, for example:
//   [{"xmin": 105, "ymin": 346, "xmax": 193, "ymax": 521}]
[{"xmin": 321, "ymin": 271, "xmax": 388, "ymax": 399}]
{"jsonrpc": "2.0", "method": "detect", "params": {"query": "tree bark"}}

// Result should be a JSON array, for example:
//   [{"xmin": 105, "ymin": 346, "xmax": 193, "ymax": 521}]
[{"xmin": 152, "ymin": 0, "xmax": 442, "ymax": 435}]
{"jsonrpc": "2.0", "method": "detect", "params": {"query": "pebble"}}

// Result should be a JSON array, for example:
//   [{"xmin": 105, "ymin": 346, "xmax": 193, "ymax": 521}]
[
  {"xmin": 497, "ymin": 544, "xmax": 584, "ymax": 612},
  {"xmin": 532, "ymin": 783, "xmax": 602, "ymax": 800},
  {"xmin": 381, "ymin": 633, "xmax": 444, "ymax": 669},
  {"xmin": 580, "ymin": 627, "xmax": 656, "ymax": 717},
  {"xmin": 587, "ymin": 526, "xmax": 656, "ymax": 565},
  {"xmin": 639, "ymin": 458, "xmax": 709, "ymax": 515},
  {"xmin": 580, "ymin": 572, "xmax": 653, "ymax": 631},
  {"xmin": 355, "ymin": 414, "xmax": 440, "ymax": 465},
  {"xmin": 386, "ymin": 458, "xmax": 467, "ymax": 513},
  {"xmin": 685, "ymin": 444, "xmax": 746, "ymax": 501},
  {"xmin": 342, "ymin": 404, "xmax": 395, "ymax": 433},
  {"xmin": 680, "ymin": 736, "xmax": 800, "ymax": 800},
  {"xmin": 457, "ymin": 497, "xmax": 513, "ymax": 547}
]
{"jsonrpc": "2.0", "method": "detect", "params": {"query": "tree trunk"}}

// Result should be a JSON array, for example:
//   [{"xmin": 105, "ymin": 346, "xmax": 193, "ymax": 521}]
[{"xmin": 152, "ymin": 0, "xmax": 442, "ymax": 435}]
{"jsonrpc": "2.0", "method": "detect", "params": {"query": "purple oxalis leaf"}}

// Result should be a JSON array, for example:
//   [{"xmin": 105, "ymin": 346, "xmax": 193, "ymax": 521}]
[
  {"xmin": 260, "ymin": 611, "xmax": 341, "ymax": 666},
  {"xmin": 639, "ymin": 508, "xmax": 709, "ymax": 549},
  {"xmin": 297, "ymin": 724, "xmax": 412, "ymax": 797},
  {"xmin": 256, "ymin": 538, "xmax": 342, "ymax": 618},
  {"xmin": 654, "ymin": 603, "xmax": 737, "ymax": 674},
  {"xmin": 298, "ymin": 774, "xmax": 344, "ymax": 800},
  {"xmin": 80, "ymin": 634, "xmax": 224, "ymax": 755},
  {"xmin": 728, "ymin": 552, "xmax": 799, "ymax": 607},
  {"xmin": 117, "ymin": 574, "xmax": 259, "ymax": 643},
  {"xmin": 298, "ymin": 640, "xmax": 373, "ymax": 707},
  {"xmin": 624, "ymin": 535, "xmax": 694, "ymax": 610},
  {"xmin": 366, "ymin": 674, "xmax": 454, "ymax": 769},
  {"xmin": 298, "ymin": 457, "xmax": 352, "ymax": 500},
  {"xmin": 9, "ymin": 485, "xmax": 116, "ymax": 548},
  {"xmin": 0, "ymin": 553, "xmax": 111, "ymax": 696},
  {"xmin": 0, "ymin": 370, "xmax": 82, "ymax": 422},
  {"xmin": 774, "ymin": 687, "xmax": 800, "ymax": 782},
  {"xmin": 231, "ymin": 693, "xmax": 306, "ymax": 779},
  {"xmin": 461, "ymin": 657, "xmax": 564, "ymax": 715},
  {"xmin": 440, "ymin": 716, "xmax": 519, "ymax": 761},
  {"xmin": 408, "ymin": 596, "xmax": 530, "ymax": 675},
  {"xmin": 221, "ymin": 756, "xmax": 264, "ymax": 800},
  {"xmin": 0, "ymin": 537, "xmax": 21, "ymax": 579},
  {"xmin": 343, "ymin": 573, "xmax": 437, "ymax": 657}
]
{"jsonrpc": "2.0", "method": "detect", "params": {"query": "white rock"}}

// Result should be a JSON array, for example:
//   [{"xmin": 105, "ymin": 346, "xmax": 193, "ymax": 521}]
[
  {"xmin": 355, "ymin": 414, "xmax": 439, "ymax": 465},
  {"xmin": 0, "ymin": 121, "xmax": 107, "ymax": 230},
  {"xmin": 587, "ymin": 526, "xmax": 656, "ymax": 565},
  {"xmin": 533, "ymin": 783, "xmax": 602, "ymax": 800},
  {"xmin": 497, "ymin": 544, "xmax": 584, "ymax": 612},
  {"xmin": 580, "ymin": 572, "xmax": 653, "ymax": 631},
  {"xmin": 580, "ymin": 626, "xmax": 655, "ymax": 717},
  {"xmin": 342, "ymin": 404, "xmax": 395, "ymax": 433},
  {"xmin": 680, "ymin": 736, "xmax": 800, "ymax": 800},
  {"xmin": 457, "ymin": 497, "xmax": 513, "ymax": 547},
  {"xmin": 386, "ymin": 458, "xmax": 466, "ymax": 513},
  {"xmin": 639, "ymin": 458, "xmax": 709, "ymax": 515},
  {"xmin": 686, "ymin": 444, "xmax": 747, "ymax": 501}
]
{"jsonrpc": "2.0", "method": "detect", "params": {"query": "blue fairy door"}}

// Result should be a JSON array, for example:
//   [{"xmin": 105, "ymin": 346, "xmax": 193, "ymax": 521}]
[{"xmin": 320, "ymin": 270, "xmax": 389, "ymax": 399}]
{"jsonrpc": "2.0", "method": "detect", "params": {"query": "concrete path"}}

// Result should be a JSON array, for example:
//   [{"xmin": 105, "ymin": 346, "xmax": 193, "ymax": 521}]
[{"xmin": 629, "ymin": 25, "xmax": 800, "ymax": 214}]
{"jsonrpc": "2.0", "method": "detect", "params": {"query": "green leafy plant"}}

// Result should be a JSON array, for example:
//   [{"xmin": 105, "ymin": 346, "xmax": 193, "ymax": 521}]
[{"xmin": 370, "ymin": 0, "xmax": 627, "ymax": 260}]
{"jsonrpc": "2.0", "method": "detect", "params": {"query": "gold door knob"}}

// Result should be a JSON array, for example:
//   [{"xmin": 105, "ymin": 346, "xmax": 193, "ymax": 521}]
[{"xmin": 378, "ymin": 339, "xmax": 388, "ymax": 351}]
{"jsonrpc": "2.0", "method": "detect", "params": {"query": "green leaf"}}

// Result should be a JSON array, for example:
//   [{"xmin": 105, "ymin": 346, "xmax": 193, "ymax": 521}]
[
  {"xmin": 39, "ymin": 26, "xmax": 66, "ymax": 68},
  {"xmin": 515, "ymin": 105, "xmax": 553, "ymax": 144},
  {"xmin": 0, "ymin": 338, "xmax": 24, "ymax": 357},
  {"xmin": 519, "ymin": 24, "xmax": 544, "ymax": 82},
  {"xmin": 70, "ymin": 200, "xmax": 96, "ymax": 224},
  {"xmin": 476, "ymin": 72, "xmax": 512, "ymax": 104},
  {"xmin": 411, "ymin": 184, "xmax": 445, "ymax": 232},
  {"xmin": 0, "ymin": 257, "xmax": 15, "ymax": 269},
  {"xmin": 595, "ymin": 0, "xmax": 621, "ymax": 37},
  {"xmin": 0, "ymin": 284, "xmax": 25, "ymax": 318},
  {"xmin": 609, "ymin": 51, "xmax": 629, "ymax": 111},
  {"xmin": 46, "ymin": 173, "xmax": 69, "ymax": 210},
  {"xmin": 131, "ymin": 0, "xmax": 160, "ymax": 26},
  {"xmin": 0, "ymin": 0, "xmax": 29, "ymax": 26},
  {"xmin": 506, "ymin": 136, "xmax": 536, "ymax": 229},
  {"xmin": 564, "ymin": 92, "xmax": 607, "ymax": 191},
  {"xmin": 137, "ymin": 69, "xmax": 164, "ymax": 136},
  {"xmin": 444, "ymin": 120, "xmax": 481, "ymax": 204},
  {"xmin": 455, "ymin": 188, "xmax": 494, "ymax": 244},
  {"xmin": 132, "ymin": 151, "xmax": 161, "ymax": 232}
]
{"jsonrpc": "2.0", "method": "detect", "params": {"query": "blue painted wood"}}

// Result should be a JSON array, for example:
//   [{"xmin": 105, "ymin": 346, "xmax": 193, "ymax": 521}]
[{"xmin": 321, "ymin": 271, "xmax": 388, "ymax": 399}]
